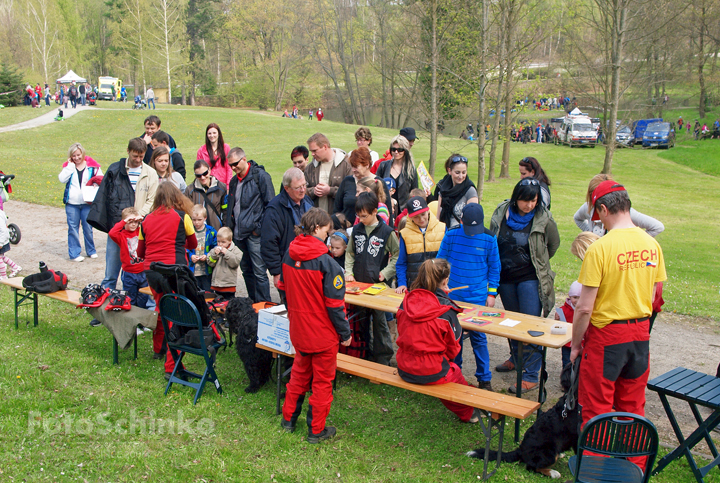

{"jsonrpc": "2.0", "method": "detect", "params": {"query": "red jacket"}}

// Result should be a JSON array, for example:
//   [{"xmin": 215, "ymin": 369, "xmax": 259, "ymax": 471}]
[
  {"xmin": 137, "ymin": 208, "xmax": 197, "ymax": 270},
  {"xmin": 396, "ymin": 288, "xmax": 462, "ymax": 384},
  {"xmin": 108, "ymin": 220, "xmax": 145, "ymax": 274},
  {"xmin": 278, "ymin": 234, "xmax": 351, "ymax": 353},
  {"xmin": 555, "ymin": 301, "xmax": 574, "ymax": 348}
]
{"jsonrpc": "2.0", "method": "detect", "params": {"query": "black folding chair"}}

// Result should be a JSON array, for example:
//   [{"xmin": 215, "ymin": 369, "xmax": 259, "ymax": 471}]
[
  {"xmin": 568, "ymin": 412, "xmax": 659, "ymax": 483},
  {"xmin": 159, "ymin": 294, "xmax": 225, "ymax": 404}
]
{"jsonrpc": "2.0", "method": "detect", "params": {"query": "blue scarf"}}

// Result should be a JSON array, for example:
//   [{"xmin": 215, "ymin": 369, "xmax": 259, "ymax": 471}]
[{"xmin": 506, "ymin": 206, "xmax": 535, "ymax": 231}]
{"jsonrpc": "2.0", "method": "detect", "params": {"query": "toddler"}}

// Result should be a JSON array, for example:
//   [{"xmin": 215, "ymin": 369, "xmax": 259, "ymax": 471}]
[
  {"xmin": 188, "ymin": 205, "xmax": 217, "ymax": 291},
  {"xmin": 108, "ymin": 207, "xmax": 152, "ymax": 310},
  {"xmin": 207, "ymin": 227, "xmax": 242, "ymax": 300},
  {"xmin": 0, "ymin": 208, "xmax": 21, "ymax": 280},
  {"xmin": 554, "ymin": 281, "xmax": 582, "ymax": 368}
]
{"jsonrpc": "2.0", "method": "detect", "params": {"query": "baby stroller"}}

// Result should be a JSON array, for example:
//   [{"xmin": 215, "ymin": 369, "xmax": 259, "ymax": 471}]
[
  {"xmin": 133, "ymin": 95, "xmax": 146, "ymax": 110},
  {"xmin": 87, "ymin": 91, "xmax": 97, "ymax": 106},
  {"xmin": 0, "ymin": 173, "xmax": 21, "ymax": 244}
]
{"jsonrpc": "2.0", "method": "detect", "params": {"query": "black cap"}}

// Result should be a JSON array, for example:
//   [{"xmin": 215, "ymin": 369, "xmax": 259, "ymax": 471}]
[
  {"xmin": 399, "ymin": 127, "xmax": 417, "ymax": 141},
  {"xmin": 406, "ymin": 196, "xmax": 429, "ymax": 217},
  {"xmin": 461, "ymin": 203, "xmax": 485, "ymax": 236}
]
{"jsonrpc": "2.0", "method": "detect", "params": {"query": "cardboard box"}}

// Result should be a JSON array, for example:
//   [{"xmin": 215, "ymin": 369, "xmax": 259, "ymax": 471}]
[{"xmin": 257, "ymin": 305, "xmax": 294, "ymax": 355}]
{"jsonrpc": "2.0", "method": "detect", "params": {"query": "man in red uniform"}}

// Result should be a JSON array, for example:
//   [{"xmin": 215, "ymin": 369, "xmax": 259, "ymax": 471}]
[{"xmin": 570, "ymin": 180, "xmax": 666, "ymax": 467}]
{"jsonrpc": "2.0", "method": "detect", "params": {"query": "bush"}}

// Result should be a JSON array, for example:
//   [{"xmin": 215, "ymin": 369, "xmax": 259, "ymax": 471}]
[{"xmin": 0, "ymin": 63, "xmax": 25, "ymax": 107}]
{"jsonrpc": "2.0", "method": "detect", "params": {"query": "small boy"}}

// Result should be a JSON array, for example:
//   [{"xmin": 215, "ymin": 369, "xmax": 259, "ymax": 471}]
[
  {"xmin": 207, "ymin": 227, "xmax": 242, "ymax": 300},
  {"xmin": 393, "ymin": 188, "xmax": 426, "ymax": 230},
  {"xmin": 108, "ymin": 207, "xmax": 152, "ymax": 311},
  {"xmin": 554, "ymin": 281, "xmax": 582, "ymax": 368},
  {"xmin": 437, "ymin": 203, "xmax": 500, "ymax": 391},
  {"xmin": 395, "ymin": 196, "xmax": 446, "ymax": 293},
  {"xmin": 188, "ymin": 205, "xmax": 217, "ymax": 291},
  {"xmin": 345, "ymin": 191, "xmax": 399, "ymax": 365}
]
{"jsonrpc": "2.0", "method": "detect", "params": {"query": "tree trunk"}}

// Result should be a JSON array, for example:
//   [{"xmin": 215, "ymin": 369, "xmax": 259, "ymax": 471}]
[
  {"xmin": 476, "ymin": 0, "xmax": 489, "ymax": 200},
  {"xmin": 697, "ymin": 4, "xmax": 707, "ymax": 119},
  {"xmin": 428, "ymin": 0, "xmax": 439, "ymax": 177},
  {"xmin": 602, "ymin": 1, "xmax": 628, "ymax": 175}
]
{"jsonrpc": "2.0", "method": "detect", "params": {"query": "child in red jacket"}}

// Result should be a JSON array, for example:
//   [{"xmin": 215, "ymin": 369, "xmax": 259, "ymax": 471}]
[
  {"xmin": 278, "ymin": 208, "xmax": 352, "ymax": 444},
  {"xmin": 554, "ymin": 281, "xmax": 581, "ymax": 368},
  {"xmin": 396, "ymin": 258, "xmax": 479, "ymax": 423},
  {"xmin": 108, "ymin": 207, "xmax": 152, "ymax": 310}
]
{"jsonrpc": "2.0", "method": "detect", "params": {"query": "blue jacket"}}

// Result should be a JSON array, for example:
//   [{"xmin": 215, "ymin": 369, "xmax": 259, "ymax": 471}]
[
  {"xmin": 187, "ymin": 223, "xmax": 217, "ymax": 274},
  {"xmin": 437, "ymin": 226, "xmax": 500, "ymax": 305}
]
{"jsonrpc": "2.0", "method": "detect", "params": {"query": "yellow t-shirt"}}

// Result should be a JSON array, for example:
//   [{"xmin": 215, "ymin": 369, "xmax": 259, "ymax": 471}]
[{"xmin": 578, "ymin": 227, "xmax": 666, "ymax": 329}]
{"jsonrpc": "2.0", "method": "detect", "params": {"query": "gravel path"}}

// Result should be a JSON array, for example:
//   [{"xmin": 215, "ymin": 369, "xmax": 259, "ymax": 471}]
[{"xmin": 3, "ymin": 198, "xmax": 719, "ymax": 456}]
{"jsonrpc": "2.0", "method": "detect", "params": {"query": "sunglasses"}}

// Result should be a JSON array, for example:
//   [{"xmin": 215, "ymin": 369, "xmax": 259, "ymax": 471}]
[
  {"xmin": 228, "ymin": 159, "xmax": 241, "ymax": 168},
  {"xmin": 450, "ymin": 155, "xmax": 468, "ymax": 165},
  {"xmin": 195, "ymin": 170, "xmax": 210, "ymax": 178},
  {"xmin": 390, "ymin": 147, "xmax": 405, "ymax": 153},
  {"xmin": 519, "ymin": 178, "xmax": 539, "ymax": 186}
]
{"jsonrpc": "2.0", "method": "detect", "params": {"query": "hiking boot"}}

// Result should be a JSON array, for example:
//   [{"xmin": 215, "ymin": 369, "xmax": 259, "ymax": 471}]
[
  {"xmin": 281, "ymin": 418, "xmax": 296, "ymax": 433},
  {"xmin": 508, "ymin": 381, "xmax": 539, "ymax": 394},
  {"xmin": 307, "ymin": 426, "xmax": 336, "ymax": 444},
  {"xmin": 89, "ymin": 319, "xmax": 102, "ymax": 327},
  {"xmin": 153, "ymin": 350, "xmax": 166, "ymax": 360},
  {"xmin": 495, "ymin": 360, "xmax": 515, "ymax": 372},
  {"xmin": 478, "ymin": 380, "xmax": 494, "ymax": 392}
]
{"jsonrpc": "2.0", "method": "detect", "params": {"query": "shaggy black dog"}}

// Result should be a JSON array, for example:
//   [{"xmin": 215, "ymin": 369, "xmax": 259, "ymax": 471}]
[
  {"xmin": 225, "ymin": 297, "xmax": 273, "ymax": 393},
  {"xmin": 467, "ymin": 362, "xmax": 580, "ymax": 478}
]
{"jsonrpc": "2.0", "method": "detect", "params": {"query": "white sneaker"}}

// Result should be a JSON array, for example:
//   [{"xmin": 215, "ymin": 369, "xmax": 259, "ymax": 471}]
[
  {"xmin": 71, "ymin": 256, "xmax": 85, "ymax": 262},
  {"xmin": 9, "ymin": 266, "xmax": 21, "ymax": 277},
  {"xmin": 89, "ymin": 254, "xmax": 98, "ymax": 259},
  {"xmin": 136, "ymin": 328, "xmax": 144, "ymax": 336}
]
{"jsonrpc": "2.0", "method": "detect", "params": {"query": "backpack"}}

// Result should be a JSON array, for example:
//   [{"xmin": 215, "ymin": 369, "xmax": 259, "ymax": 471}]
[{"xmin": 22, "ymin": 269, "xmax": 69, "ymax": 293}]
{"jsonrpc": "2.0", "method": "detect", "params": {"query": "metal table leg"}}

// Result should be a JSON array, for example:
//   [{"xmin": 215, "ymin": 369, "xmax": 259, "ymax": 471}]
[
  {"xmin": 514, "ymin": 341, "xmax": 524, "ymax": 443},
  {"xmin": 113, "ymin": 337, "xmax": 119, "ymax": 365},
  {"xmin": 276, "ymin": 354, "xmax": 284, "ymax": 415}
]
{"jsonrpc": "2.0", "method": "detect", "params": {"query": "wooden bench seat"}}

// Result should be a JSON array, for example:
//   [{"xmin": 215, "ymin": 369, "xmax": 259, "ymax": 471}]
[
  {"xmin": 1, "ymin": 277, "xmax": 80, "ymax": 328},
  {"xmin": 258, "ymin": 343, "xmax": 538, "ymax": 479}
]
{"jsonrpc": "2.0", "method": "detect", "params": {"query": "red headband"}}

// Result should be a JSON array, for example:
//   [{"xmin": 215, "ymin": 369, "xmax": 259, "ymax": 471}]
[{"xmin": 591, "ymin": 180, "xmax": 626, "ymax": 205}]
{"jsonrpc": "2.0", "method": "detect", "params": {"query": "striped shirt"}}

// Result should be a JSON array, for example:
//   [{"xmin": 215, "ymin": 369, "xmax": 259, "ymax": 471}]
[{"xmin": 127, "ymin": 166, "xmax": 142, "ymax": 191}]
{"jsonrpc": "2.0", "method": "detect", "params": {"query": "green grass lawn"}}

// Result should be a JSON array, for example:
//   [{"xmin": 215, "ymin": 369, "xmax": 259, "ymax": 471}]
[
  {"xmin": 1, "ymin": 289, "xmax": 717, "ymax": 482},
  {"xmin": 0, "ymin": 105, "xmax": 51, "ymax": 127},
  {"xmin": 1, "ymin": 104, "xmax": 717, "ymax": 319}
]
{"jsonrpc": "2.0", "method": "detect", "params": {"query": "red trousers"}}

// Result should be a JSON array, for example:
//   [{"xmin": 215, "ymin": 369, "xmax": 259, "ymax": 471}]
[
  {"xmin": 578, "ymin": 319, "xmax": 650, "ymax": 468},
  {"xmin": 149, "ymin": 287, "xmax": 183, "ymax": 374},
  {"xmin": 426, "ymin": 362, "xmax": 475, "ymax": 422},
  {"xmin": 282, "ymin": 345, "xmax": 339, "ymax": 435}
]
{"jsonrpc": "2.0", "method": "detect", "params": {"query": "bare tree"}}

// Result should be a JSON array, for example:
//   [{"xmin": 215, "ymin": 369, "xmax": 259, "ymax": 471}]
[
  {"xmin": 148, "ymin": 0, "xmax": 183, "ymax": 103},
  {"xmin": 23, "ymin": 0, "xmax": 59, "ymax": 82}
]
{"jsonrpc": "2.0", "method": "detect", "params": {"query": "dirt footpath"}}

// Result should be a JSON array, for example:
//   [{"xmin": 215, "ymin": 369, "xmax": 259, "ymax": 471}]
[{"xmin": 3, "ymin": 199, "xmax": 720, "ymax": 454}]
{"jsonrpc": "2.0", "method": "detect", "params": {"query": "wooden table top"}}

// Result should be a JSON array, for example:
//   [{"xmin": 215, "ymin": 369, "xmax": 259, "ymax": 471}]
[{"xmin": 345, "ymin": 284, "xmax": 571, "ymax": 349}]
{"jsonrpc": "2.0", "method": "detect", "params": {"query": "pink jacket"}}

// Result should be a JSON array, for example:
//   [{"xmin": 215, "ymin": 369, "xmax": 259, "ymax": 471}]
[{"xmin": 197, "ymin": 143, "xmax": 232, "ymax": 186}]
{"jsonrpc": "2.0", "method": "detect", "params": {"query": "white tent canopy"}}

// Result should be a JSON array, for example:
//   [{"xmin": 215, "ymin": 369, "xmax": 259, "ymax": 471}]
[{"xmin": 56, "ymin": 70, "xmax": 86, "ymax": 84}]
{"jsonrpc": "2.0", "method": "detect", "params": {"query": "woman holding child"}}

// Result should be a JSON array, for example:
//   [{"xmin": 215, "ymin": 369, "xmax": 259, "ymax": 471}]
[
  {"xmin": 489, "ymin": 178, "xmax": 560, "ymax": 394},
  {"xmin": 197, "ymin": 123, "xmax": 232, "ymax": 186},
  {"xmin": 151, "ymin": 146, "xmax": 187, "ymax": 192},
  {"xmin": 138, "ymin": 182, "xmax": 197, "ymax": 376},
  {"xmin": 436, "ymin": 154, "xmax": 478, "ymax": 230},
  {"xmin": 59, "ymin": 143, "xmax": 103, "ymax": 262}
]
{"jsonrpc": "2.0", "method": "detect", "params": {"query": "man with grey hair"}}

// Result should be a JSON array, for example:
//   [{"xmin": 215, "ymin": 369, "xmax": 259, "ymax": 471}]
[
  {"xmin": 224, "ymin": 147, "xmax": 275, "ymax": 302},
  {"xmin": 261, "ymin": 167, "xmax": 315, "ymax": 292}
]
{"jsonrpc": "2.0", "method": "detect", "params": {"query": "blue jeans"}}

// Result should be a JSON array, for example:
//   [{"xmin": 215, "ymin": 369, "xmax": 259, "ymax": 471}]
[
  {"xmin": 65, "ymin": 204, "xmax": 96, "ymax": 259},
  {"xmin": 148, "ymin": 98, "xmax": 155, "ymax": 109},
  {"xmin": 101, "ymin": 236, "xmax": 122, "ymax": 290},
  {"xmin": 498, "ymin": 280, "xmax": 543, "ymax": 383},
  {"xmin": 453, "ymin": 330, "xmax": 491, "ymax": 383},
  {"xmin": 121, "ymin": 271, "xmax": 153, "ymax": 310},
  {"xmin": 235, "ymin": 235, "xmax": 271, "ymax": 303}
]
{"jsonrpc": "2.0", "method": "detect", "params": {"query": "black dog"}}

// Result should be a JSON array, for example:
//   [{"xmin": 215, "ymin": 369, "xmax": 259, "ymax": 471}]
[
  {"xmin": 467, "ymin": 362, "xmax": 580, "ymax": 478},
  {"xmin": 225, "ymin": 297, "xmax": 273, "ymax": 393}
]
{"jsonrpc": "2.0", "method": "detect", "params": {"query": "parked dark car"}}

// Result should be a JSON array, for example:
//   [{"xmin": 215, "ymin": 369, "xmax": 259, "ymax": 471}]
[
  {"xmin": 642, "ymin": 122, "xmax": 675, "ymax": 149},
  {"xmin": 615, "ymin": 125, "xmax": 634, "ymax": 147}
]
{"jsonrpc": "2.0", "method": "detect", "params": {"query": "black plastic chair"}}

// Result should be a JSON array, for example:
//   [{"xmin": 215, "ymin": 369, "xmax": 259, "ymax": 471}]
[
  {"xmin": 568, "ymin": 412, "xmax": 659, "ymax": 483},
  {"xmin": 159, "ymin": 293, "xmax": 225, "ymax": 404}
]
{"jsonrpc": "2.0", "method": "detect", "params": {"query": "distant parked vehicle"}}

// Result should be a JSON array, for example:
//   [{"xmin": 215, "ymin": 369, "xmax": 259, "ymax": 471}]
[
  {"xmin": 642, "ymin": 122, "xmax": 675, "ymax": 149},
  {"xmin": 615, "ymin": 125, "xmax": 634, "ymax": 147},
  {"xmin": 632, "ymin": 118, "xmax": 663, "ymax": 144}
]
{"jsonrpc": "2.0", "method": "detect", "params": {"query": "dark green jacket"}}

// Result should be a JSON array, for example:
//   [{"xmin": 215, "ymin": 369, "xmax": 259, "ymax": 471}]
[{"xmin": 489, "ymin": 200, "xmax": 560, "ymax": 317}]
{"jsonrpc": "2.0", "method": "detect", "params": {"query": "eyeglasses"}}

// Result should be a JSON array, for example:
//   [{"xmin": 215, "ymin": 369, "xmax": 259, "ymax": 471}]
[
  {"xmin": 390, "ymin": 147, "xmax": 405, "ymax": 153},
  {"xmin": 519, "ymin": 178, "xmax": 539, "ymax": 186},
  {"xmin": 450, "ymin": 155, "xmax": 468, "ymax": 165},
  {"xmin": 195, "ymin": 170, "xmax": 210, "ymax": 178},
  {"xmin": 290, "ymin": 183, "xmax": 307, "ymax": 192}
]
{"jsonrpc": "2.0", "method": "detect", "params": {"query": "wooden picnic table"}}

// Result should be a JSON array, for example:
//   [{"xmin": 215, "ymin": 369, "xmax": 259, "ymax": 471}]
[{"xmin": 344, "ymin": 282, "xmax": 571, "ymax": 442}]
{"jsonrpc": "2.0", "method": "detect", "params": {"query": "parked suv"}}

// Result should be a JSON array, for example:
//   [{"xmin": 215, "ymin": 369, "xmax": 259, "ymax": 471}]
[{"xmin": 642, "ymin": 122, "xmax": 675, "ymax": 148}]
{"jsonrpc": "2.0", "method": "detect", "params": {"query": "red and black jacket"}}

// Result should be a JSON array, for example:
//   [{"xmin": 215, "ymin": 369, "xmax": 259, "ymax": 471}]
[
  {"xmin": 138, "ymin": 207, "xmax": 197, "ymax": 270},
  {"xmin": 278, "ymin": 234, "xmax": 351, "ymax": 353},
  {"xmin": 396, "ymin": 288, "xmax": 463, "ymax": 384}
]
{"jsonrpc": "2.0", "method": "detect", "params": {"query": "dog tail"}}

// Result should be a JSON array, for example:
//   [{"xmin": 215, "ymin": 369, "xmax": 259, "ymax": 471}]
[{"xmin": 466, "ymin": 448, "xmax": 521, "ymax": 463}]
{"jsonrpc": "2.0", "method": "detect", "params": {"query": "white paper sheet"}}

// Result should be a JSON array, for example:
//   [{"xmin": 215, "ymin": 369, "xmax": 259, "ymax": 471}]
[{"xmin": 499, "ymin": 318, "xmax": 521, "ymax": 327}]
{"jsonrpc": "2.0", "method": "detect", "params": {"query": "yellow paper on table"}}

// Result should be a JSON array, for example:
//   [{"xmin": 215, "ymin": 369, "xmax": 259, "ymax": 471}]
[
  {"xmin": 417, "ymin": 161, "xmax": 435, "ymax": 192},
  {"xmin": 363, "ymin": 283, "xmax": 388, "ymax": 295}
]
